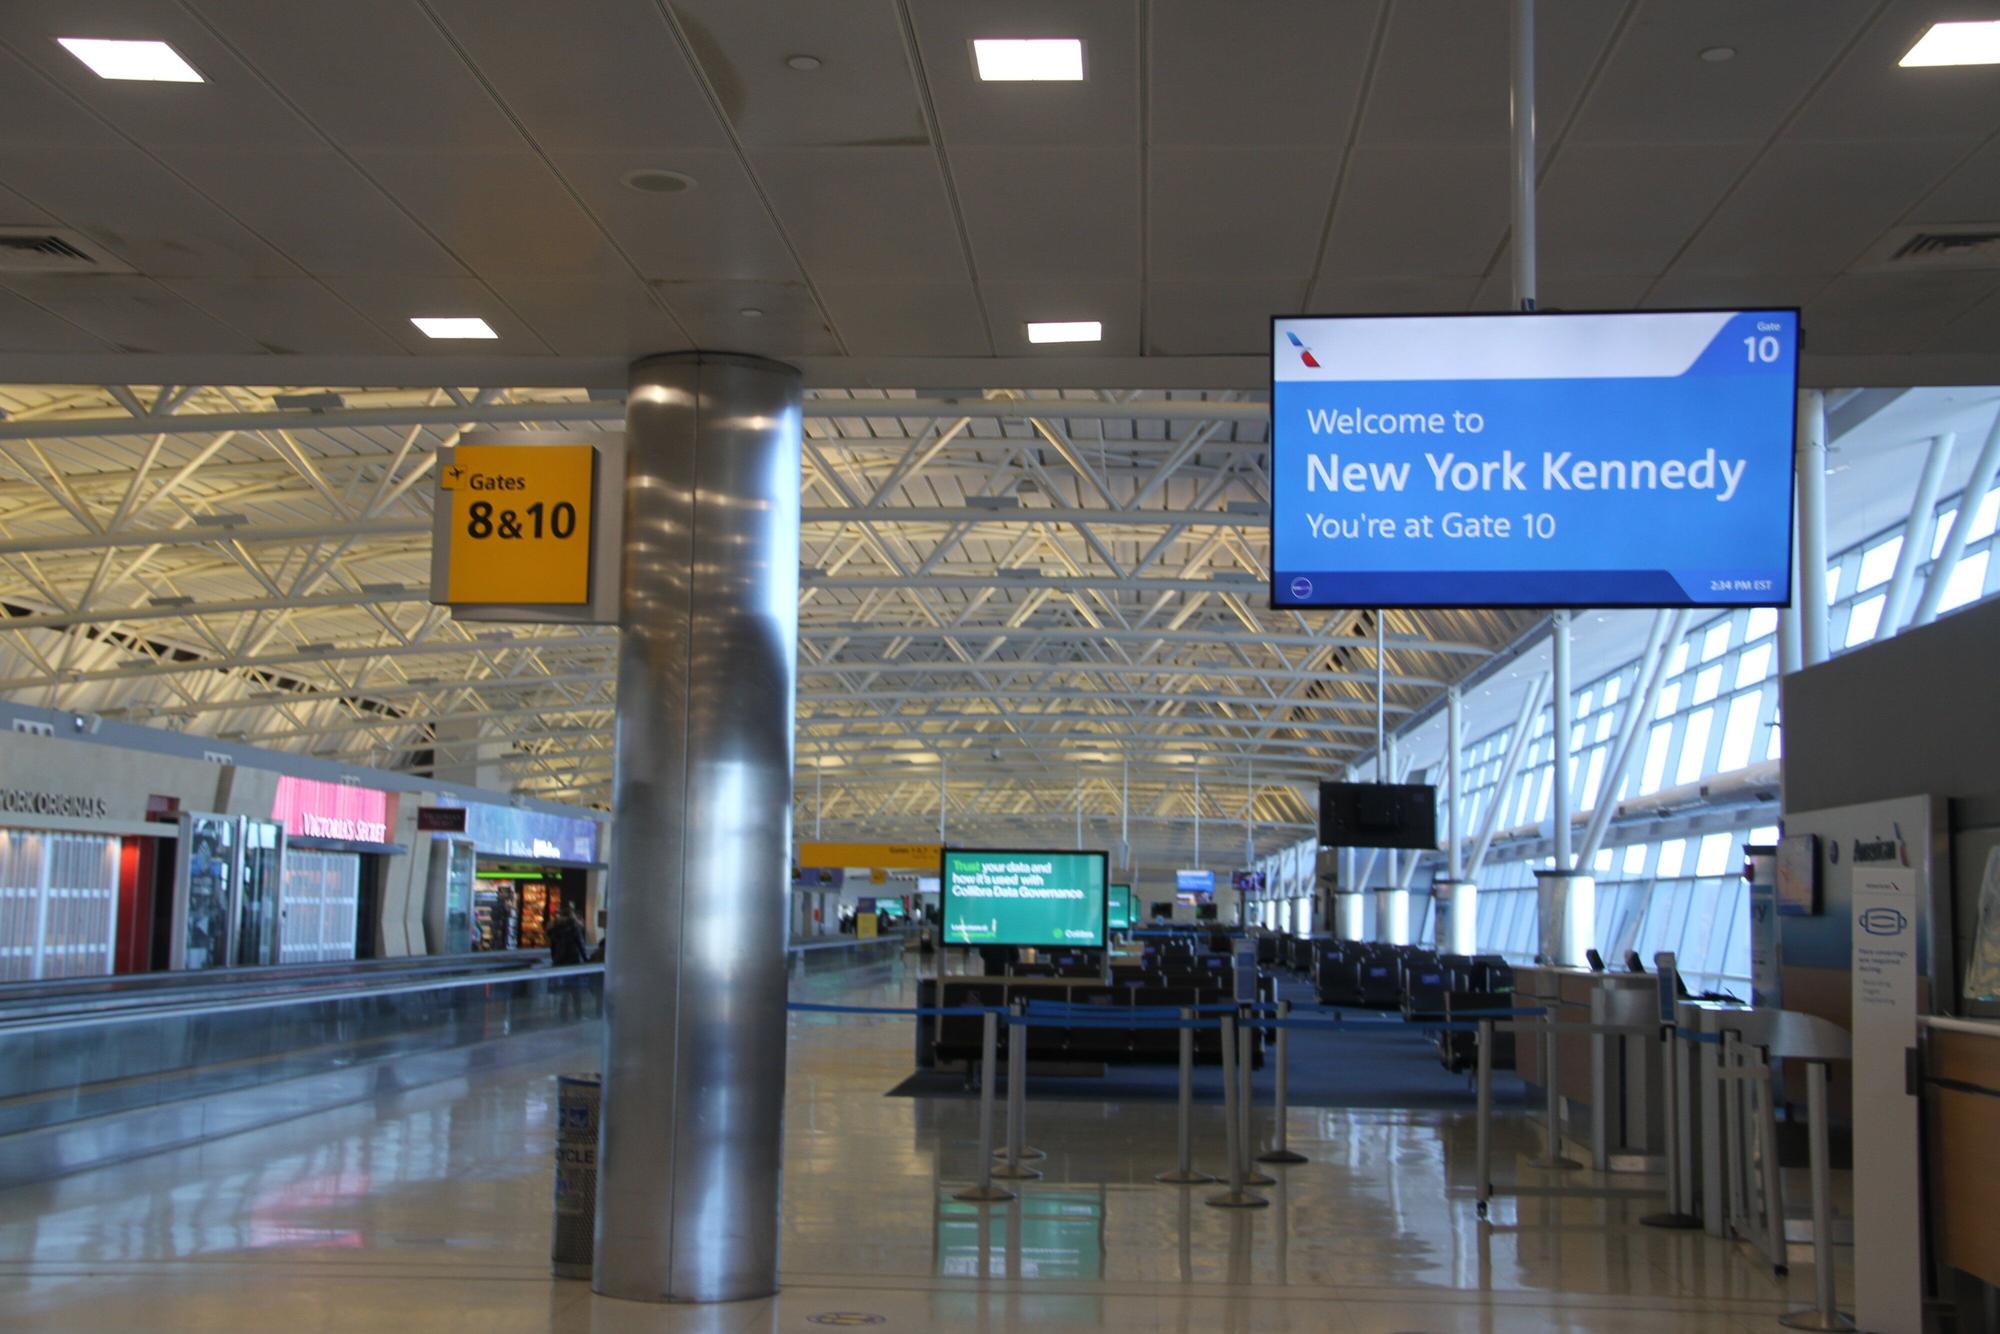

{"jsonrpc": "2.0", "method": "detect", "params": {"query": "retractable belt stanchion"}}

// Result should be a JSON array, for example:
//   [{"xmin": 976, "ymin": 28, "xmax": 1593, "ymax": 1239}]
[
  {"xmin": 953, "ymin": 1010, "xmax": 1016, "ymax": 1204},
  {"xmin": 1205, "ymin": 1015, "xmax": 1267, "ymax": 1209},
  {"xmin": 1238, "ymin": 1009, "xmax": 1276, "ymax": 1188},
  {"xmin": 991, "ymin": 1002, "xmax": 1041, "ymax": 1182},
  {"xmin": 1156, "ymin": 1006, "xmax": 1213, "ymax": 1185},
  {"xmin": 1475, "ymin": 1016, "xmax": 1494, "ymax": 1218},
  {"xmin": 1641, "ymin": 1019, "xmax": 1701, "ymax": 1229},
  {"xmin": 1780, "ymin": 1059, "xmax": 1853, "ymax": 1331},
  {"xmin": 1257, "ymin": 999, "xmax": 1307, "ymax": 1166},
  {"xmin": 1530, "ymin": 1010, "xmax": 1582, "ymax": 1170}
]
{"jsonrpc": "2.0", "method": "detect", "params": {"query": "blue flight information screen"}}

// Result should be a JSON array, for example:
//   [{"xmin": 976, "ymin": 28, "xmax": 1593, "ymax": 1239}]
[{"xmin": 1270, "ymin": 310, "xmax": 1798, "ymax": 608}]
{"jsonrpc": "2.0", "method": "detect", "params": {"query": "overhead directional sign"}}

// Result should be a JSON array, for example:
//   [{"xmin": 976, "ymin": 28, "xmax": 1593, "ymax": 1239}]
[
  {"xmin": 798, "ymin": 841, "xmax": 942, "ymax": 871},
  {"xmin": 437, "ymin": 442, "xmax": 595, "ymax": 606}
]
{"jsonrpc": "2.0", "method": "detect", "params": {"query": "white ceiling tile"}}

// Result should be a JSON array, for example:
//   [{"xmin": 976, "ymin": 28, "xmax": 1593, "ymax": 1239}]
[
  {"xmin": 1641, "ymin": 271, "xmax": 1834, "ymax": 311},
  {"xmin": 162, "ymin": 148, "xmax": 465, "ymax": 277},
  {"xmin": 1148, "ymin": 149, "xmax": 1338, "ymax": 279},
  {"xmin": 651, "ymin": 279, "xmax": 841, "ymax": 356},
  {"xmin": 552, "ymin": 150, "xmax": 800, "ymax": 284},
  {"xmin": 1908, "ymin": 137, "xmax": 2000, "ymax": 222},
  {"xmin": 160, "ymin": 277, "xmax": 402, "ymax": 355},
  {"xmin": 1359, "ymin": 0, "xmax": 1622, "ymax": 147},
  {"xmin": 1146, "ymin": 279, "xmax": 1301, "ymax": 356},
  {"xmin": 751, "ymin": 147, "xmax": 968, "ymax": 282},
  {"xmin": 1318, "ymin": 146, "xmax": 1509, "ymax": 279},
  {"xmin": 1568, "ymin": 0, "xmax": 1876, "ymax": 145},
  {"xmin": 910, "ymin": 0, "xmax": 1139, "ymax": 148},
  {"xmin": 350, "ymin": 151, "xmax": 630, "ymax": 279},
  {"xmin": 1468, "ymin": 271, "xmax": 1652, "ymax": 313},
  {"xmin": 0, "ymin": 0, "xmax": 321, "ymax": 150},
  {"xmin": 0, "ymin": 147, "xmax": 292, "ymax": 277},
  {"xmin": 0, "ymin": 275, "xmax": 265, "ymax": 352},
  {"xmin": 667, "ymin": 0, "xmax": 928, "ymax": 148},
  {"xmin": 428, "ymin": 0, "xmax": 729, "ymax": 152},
  {"xmin": 319, "ymin": 273, "xmax": 552, "ymax": 354},
  {"xmin": 1148, "ymin": 1, "xmax": 1382, "ymax": 147},
  {"xmin": 0, "ymin": 287, "xmax": 112, "ymax": 352},
  {"xmin": 1672, "ymin": 139, "xmax": 1970, "ymax": 276},
  {"xmin": 1535, "ymin": 143, "xmax": 1760, "ymax": 276},
  {"xmin": 193, "ymin": 0, "xmax": 524, "ymax": 152},
  {"xmin": 0, "ymin": 43, "xmax": 132, "ymax": 150},
  {"xmin": 1306, "ymin": 275, "xmax": 1481, "ymax": 313},
  {"xmin": 979, "ymin": 280, "xmax": 1139, "ymax": 356},
  {"xmin": 482, "ymin": 277, "xmax": 688, "ymax": 357},
  {"xmin": 813, "ymin": 282, "xmax": 989, "ymax": 356},
  {"xmin": 952, "ymin": 147, "xmax": 1138, "ymax": 280},
  {"xmin": 1787, "ymin": 3, "xmax": 2000, "ymax": 143},
  {"xmin": 1933, "ymin": 288, "xmax": 2000, "ymax": 355},
  {"xmin": 1805, "ymin": 271, "xmax": 2000, "ymax": 356}
]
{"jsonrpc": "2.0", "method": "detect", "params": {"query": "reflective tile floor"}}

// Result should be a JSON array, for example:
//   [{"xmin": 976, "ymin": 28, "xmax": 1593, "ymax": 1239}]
[{"xmin": 0, "ymin": 956, "xmax": 1840, "ymax": 1331}]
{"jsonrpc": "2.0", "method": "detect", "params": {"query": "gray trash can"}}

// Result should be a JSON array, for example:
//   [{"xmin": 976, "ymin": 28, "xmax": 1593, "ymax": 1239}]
[{"xmin": 551, "ymin": 1073, "xmax": 600, "ymax": 1278}]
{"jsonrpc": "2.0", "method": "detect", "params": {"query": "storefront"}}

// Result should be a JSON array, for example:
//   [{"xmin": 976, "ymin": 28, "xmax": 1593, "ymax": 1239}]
[
  {"xmin": 428, "ymin": 798, "xmax": 601, "ymax": 953},
  {"xmin": 268, "ymin": 775, "xmax": 402, "ymax": 965},
  {"xmin": 0, "ymin": 794, "xmax": 123, "ymax": 982}
]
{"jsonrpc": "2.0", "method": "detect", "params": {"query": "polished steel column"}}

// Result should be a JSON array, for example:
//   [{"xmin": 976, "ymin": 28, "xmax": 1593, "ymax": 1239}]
[{"xmin": 595, "ymin": 352, "xmax": 801, "ymax": 1304}]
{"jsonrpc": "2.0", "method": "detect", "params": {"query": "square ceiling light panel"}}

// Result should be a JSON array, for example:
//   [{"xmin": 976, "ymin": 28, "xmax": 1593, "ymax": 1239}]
[
  {"xmin": 58, "ymin": 37, "xmax": 204, "ymax": 82},
  {"xmin": 1900, "ymin": 21, "xmax": 2000, "ymax": 66},
  {"xmin": 1026, "ymin": 320, "xmax": 1102, "ymax": 343},
  {"xmin": 973, "ymin": 38, "xmax": 1085, "ymax": 81},
  {"xmin": 410, "ymin": 316, "xmax": 498, "ymax": 339}
]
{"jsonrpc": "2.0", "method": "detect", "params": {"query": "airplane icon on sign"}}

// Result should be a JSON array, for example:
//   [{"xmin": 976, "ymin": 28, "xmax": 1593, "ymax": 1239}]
[{"xmin": 444, "ymin": 464, "xmax": 465, "ymax": 484}]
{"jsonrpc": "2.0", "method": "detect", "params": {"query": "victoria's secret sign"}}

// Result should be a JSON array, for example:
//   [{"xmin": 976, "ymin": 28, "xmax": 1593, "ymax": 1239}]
[{"xmin": 272, "ymin": 775, "xmax": 396, "ymax": 845}]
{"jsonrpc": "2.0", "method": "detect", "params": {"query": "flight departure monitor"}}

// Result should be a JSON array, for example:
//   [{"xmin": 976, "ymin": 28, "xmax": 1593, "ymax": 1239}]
[
  {"xmin": 1320, "ymin": 781, "xmax": 1438, "ymax": 850},
  {"xmin": 1108, "ymin": 884, "xmax": 1132, "ymax": 931},
  {"xmin": 940, "ymin": 849, "xmax": 1108, "ymax": 949},
  {"xmin": 1270, "ymin": 310, "xmax": 1798, "ymax": 608}
]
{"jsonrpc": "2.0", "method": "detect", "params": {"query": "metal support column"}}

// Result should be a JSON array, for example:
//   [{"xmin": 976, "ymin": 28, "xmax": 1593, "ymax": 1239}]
[
  {"xmin": 1798, "ymin": 390, "xmax": 1830, "ymax": 666},
  {"xmin": 1913, "ymin": 406, "xmax": 2000, "ymax": 627},
  {"xmin": 596, "ymin": 352, "xmax": 802, "ymax": 1304},
  {"xmin": 1550, "ymin": 611, "xmax": 1573, "ymax": 870},
  {"xmin": 1878, "ymin": 433, "xmax": 1956, "ymax": 639},
  {"xmin": 1510, "ymin": 0, "xmax": 1537, "ymax": 311},
  {"xmin": 1446, "ymin": 688, "xmax": 1463, "ymax": 881}
]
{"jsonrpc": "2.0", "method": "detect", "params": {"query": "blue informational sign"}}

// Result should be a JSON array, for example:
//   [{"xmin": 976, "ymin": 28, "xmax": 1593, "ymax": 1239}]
[
  {"xmin": 1270, "ymin": 310, "xmax": 1798, "ymax": 608},
  {"xmin": 1176, "ymin": 869, "xmax": 1215, "ymax": 895}
]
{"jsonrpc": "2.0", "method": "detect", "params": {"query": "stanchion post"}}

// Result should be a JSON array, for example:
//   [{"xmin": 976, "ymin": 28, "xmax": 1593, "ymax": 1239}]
[
  {"xmin": 991, "ymin": 1002, "xmax": 1041, "ymax": 1181},
  {"xmin": 1157, "ymin": 1006, "xmax": 1214, "ymax": 1185},
  {"xmin": 1475, "ymin": 1017, "xmax": 1493, "ymax": 1218},
  {"xmin": 1258, "ymin": 1000, "xmax": 1307, "ymax": 1165},
  {"xmin": 1238, "ymin": 1009, "xmax": 1276, "ymax": 1187},
  {"xmin": 1206, "ymin": 1015, "xmax": 1267, "ymax": 1209},
  {"xmin": 1641, "ymin": 1021, "xmax": 1702, "ymax": 1229},
  {"xmin": 1780, "ymin": 1060, "xmax": 1853, "ymax": 1330},
  {"xmin": 954, "ymin": 1010, "xmax": 1016, "ymax": 1203},
  {"xmin": 1530, "ymin": 1010, "xmax": 1581, "ymax": 1170}
]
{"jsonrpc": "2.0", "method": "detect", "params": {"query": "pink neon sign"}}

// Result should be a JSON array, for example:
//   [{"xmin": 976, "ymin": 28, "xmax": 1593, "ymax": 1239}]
[{"xmin": 271, "ymin": 776, "xmax": 396, "ymax": 845}]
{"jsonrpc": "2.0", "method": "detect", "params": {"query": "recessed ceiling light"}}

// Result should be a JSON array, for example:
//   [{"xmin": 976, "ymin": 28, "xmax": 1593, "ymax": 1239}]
[
  {"xmin": 1698, "ymin": 46, "xmax": 1735, "ymax": 63},
  {"xmin": 411, "ymin": 316, "xmax": 497, "ymax": 340},
  {"xmin": 621, "ymin": 168, "xmax": 695, "ymax": 194},
  {"xmin": 973, "ymin": 38, "xmax": 1084, "ymax": 82},
  {"xmin": 1901, "ymin": 21, "xmax": 2000, "ymax": 66},
  {"xmin": 58, "ymin": 37, "xmax": 203, "ymax": 82},
  {"xmin": 785, "ymin": 53, "xmax": 823, "ymax": 71},
  {"xmin": 1026, "ymin": 320, "xmax": 1101, "ymax": 344}
]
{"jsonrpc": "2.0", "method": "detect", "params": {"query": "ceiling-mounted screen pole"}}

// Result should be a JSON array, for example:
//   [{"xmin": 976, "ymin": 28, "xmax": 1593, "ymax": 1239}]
[
  {"xmin": 815, "ymin": 765, "xmax": 822, "ymax": 841},
  {"xmin": 938, "ymin": 756, "xmax": 946, "ymax": 845},
  {"xmin": 1511, "ymin": 0, "xmax": 1537, "ymax": 311},
  {"xmin": 1193, "ymin": 763, "xmax": 1202, "ymax": 868}
]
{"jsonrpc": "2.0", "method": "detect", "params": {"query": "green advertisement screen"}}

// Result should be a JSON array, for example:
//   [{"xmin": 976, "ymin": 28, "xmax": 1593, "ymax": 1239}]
[
  {"xmin": 1108, "ymin": 884, "xmax": 1132, "ymax": 930},
  {"xmin": 940, "ymin": 850, "xmax": 1107, "ymax": 948}
]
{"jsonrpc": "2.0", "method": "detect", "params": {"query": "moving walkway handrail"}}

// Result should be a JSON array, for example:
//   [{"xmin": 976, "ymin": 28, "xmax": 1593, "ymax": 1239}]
[{"xmin": 0, "ymin": 961, "xmax": 603, "ymax": 1038}]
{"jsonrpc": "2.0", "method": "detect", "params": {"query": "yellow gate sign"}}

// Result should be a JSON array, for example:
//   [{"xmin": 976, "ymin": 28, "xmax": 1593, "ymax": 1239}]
[{"xmin": 440, "ymin": 443, "xmax": 595, "ymax": 605}]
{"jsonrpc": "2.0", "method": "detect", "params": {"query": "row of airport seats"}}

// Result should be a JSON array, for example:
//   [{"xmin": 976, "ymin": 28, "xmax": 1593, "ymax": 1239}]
[{"xmin": 1287, "ymin": 937, "xmax": 1518, "ymax": 1073}]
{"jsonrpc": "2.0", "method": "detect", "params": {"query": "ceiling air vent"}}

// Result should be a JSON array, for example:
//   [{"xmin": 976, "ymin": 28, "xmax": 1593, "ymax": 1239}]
[
  {"xmin": 1861, "ymin": 223, "xmax": 2000, "ymax": 273},
  {"xmin": 0, "ymin": 227, "xmax": 133, "ymax": 274}
]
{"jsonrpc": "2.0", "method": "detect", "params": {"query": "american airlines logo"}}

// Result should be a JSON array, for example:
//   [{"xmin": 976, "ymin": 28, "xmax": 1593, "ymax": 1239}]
[{"xmin": 1284, "ymin": 330, "xmax": 1320, "ymax": 368}]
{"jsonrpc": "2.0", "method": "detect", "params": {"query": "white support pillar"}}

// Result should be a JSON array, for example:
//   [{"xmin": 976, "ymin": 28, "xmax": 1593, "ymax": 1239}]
[
  {"xmin": 1550, "ymin": 611, "xmax": 1573, "ymax": 871},
  {"xmin": 1797, "ymin": 389, "xmax": 1830, "ymax": 666},
  {"xmin": 1878, "ymin": 433, "xmax": 1955, "ymax": 639},
  {"xmin": 1446, "ymin": 688, "xmax": 1463, "ymax": 881},
  {"xmin": 1912, "ymin": 407, "xmax": 2000, "ymax": 628}
]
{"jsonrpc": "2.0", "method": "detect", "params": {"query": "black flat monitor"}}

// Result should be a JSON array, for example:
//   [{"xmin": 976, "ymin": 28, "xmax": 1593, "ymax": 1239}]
[
  {"xmin": 1319, "ymin": 781, "xmax": 1438, "ymax": 850},
  {"xmin": 939, "ymin": 849, "xmax": 1108, "ymax": 949}
]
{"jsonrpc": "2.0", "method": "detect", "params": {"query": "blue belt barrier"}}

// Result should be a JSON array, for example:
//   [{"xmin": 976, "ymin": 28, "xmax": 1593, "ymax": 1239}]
[
  {"xmin": 786, "ymin": 1001, "xmax": 999, "ymax": 1018},
  {"xmin": 1006, "ymin": 1012, "xmax": 1205, "ymax": 1030}
]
